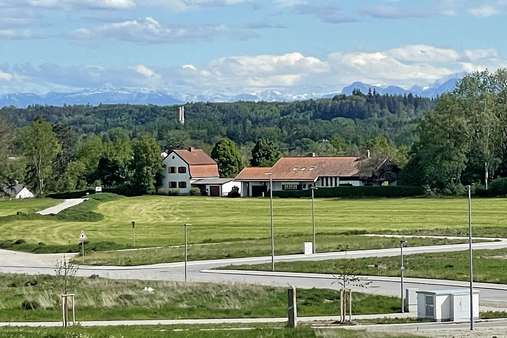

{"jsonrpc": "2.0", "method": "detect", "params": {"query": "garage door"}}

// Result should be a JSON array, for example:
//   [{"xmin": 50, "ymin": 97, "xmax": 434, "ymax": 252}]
[{"xmin": 210, "ymin": 185, "xmax": 220, "ymax": 197}]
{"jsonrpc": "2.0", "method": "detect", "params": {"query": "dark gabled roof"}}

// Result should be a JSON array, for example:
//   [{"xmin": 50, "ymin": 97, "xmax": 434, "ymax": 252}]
[{"xmin": 1, "ymin": 184, "xmax": 26, "ymax": 197}]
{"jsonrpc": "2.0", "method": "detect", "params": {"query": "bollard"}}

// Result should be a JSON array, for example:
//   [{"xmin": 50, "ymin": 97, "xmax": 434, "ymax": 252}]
[{"xmin": 288, "ymin": 286, "xmax": 297, "ymax": 328}]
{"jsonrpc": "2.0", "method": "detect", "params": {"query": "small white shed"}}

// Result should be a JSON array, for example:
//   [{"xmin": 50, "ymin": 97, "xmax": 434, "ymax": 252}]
[{"xmin": 416, "ymin": 289, "xmax": 479, "ymax": 322}]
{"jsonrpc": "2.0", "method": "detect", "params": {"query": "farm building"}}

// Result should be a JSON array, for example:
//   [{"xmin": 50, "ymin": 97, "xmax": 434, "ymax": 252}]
[
  {"xmin": 235, "ymin": 155, "xmax": 398, "ymax": 197},
  {"xmin": 159, "ymin": 147, "xmax": 240, "ymax": 196},
  {"xmin": 0, "ymin": 184, "xmax": 35, "ymax": 199}
]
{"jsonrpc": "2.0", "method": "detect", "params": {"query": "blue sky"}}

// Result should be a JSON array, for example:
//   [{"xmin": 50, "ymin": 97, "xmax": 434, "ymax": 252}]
[{"xmin": 0, "ymin": 0, "xmax": 505, "ymax": 95}]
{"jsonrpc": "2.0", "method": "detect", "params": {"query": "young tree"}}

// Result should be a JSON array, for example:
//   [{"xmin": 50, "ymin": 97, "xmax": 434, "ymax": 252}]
[
  {"xmin": 250, "ymin": 138, "xmax": 281, "ymax": 167},
  {"xmin": 18, "ymin": 120, "xmax": 61, "ymax": 196},
  {"xmin": 211, "ymin": 139, "xmax": 243, "ymax": 177},
  {"xmin": 130, "ymin": 134, "xmax": 161, "ymax": 194}
]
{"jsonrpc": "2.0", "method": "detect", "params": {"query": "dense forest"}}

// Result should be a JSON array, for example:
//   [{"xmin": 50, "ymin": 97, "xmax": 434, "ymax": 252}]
[
  {"xmin": 2, "ymin": 69, "xmax": 507, "ymax": 196},
  {"xmin": 0, "ymin": 91, "xmax": 433, "ymax": 156}
]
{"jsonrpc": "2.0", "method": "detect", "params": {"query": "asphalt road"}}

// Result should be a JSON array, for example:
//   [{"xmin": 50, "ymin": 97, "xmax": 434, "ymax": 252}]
[{"xmin": 1, "ymin": 240, "xmax": 507, "ymax": 309}]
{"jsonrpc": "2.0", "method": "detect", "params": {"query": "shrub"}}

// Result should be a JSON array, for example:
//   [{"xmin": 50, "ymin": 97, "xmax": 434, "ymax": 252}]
[
  {"xmin": 190, "ymin": 187, "xmax": 202, "ymax": 196},
  {"xmin": 272, "ymin": 186, "xmax": 425, "ymax": 198},
  {"xmin": 476, "ymin": 177, "xmax": 507, "ymax": 197},
  {"xmin": 228, "ymin": 186, "xmax": 241, "ymax": 198},
  {"xmin": 21, "ymin": 300, "xmax": 40, "ymax": 311},
  {"xmin": 167, "ymin": 189, "xmax": 180, "ymax": 196}
]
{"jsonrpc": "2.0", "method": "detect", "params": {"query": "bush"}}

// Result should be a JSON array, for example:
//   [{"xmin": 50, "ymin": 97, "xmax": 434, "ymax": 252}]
[
  {"xmin": 47, "ymin": 190, "xmax": 95, "ymax": 199},
  {"xmin": 190, "ymin": 187, "xmax": 202, "ymax": 196},
  {"xmin": 476, "ymin": 178, "xmax": 507, "ymax": 197},
  {"xmin": 272, "ymin": 186, "xmax": 425, "ymax": 198},
  {"xmin": 227, "ymin": 186, "xmax": 241, "ymax": 198},
  {"xmin": 167, "ymin": 189, "xmax": 180, "ymax": 196},
  {"xmin": 21, "ymin": 300, "xmax": 40, "ymax": 311}
]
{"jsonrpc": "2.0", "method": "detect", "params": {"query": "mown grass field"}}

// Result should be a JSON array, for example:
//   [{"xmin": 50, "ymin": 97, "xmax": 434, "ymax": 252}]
[
  {"xmin": 0, "ymin": 273, "xmax": 400, "ymax": 322},
  {"xmin": 0, "ymin": 198, "xmax": 59, "ymax": 217},
  {"xmin": 230, "ymin": 247, "xmax": 507, "ymax": 284},
  {"xmin": 0, "ymin": 195, "xmax": 506, "ymax": 258}
]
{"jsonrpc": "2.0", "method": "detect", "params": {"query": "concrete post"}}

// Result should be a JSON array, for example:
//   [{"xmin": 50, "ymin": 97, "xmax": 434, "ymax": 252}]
[{"xmin": 288, "ymin": 286, "xmax": 297, "ymax": 328}]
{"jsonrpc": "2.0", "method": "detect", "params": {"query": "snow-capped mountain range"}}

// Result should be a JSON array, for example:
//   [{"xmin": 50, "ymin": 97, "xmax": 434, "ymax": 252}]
[{"xmin": 0, "ymin": 74, "xmax": 463, "ymax": 108}]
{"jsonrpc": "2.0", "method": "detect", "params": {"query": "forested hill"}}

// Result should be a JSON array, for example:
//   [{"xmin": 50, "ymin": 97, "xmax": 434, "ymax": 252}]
[{"xmin": 0, "ymin": 92, "xmax": 434, "ymax": 155}]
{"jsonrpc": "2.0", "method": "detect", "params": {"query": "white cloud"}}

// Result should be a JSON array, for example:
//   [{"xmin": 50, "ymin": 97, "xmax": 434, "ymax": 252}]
[
  {"xmin": 149, "ymin": 0, "xmax": 249, "ymax": 10},
  {"xmin": 387, "ymin": 45, "xmax": 460, "ymax": 63},
  {"xmin": 0, "ymin": 70, "xmax": 14, "ymax": 81},
  {"xmin": 133, "ymin": 64, "xmax": 158, "ymax": 78},
  {"xmin": 71, "ymin": 17, "xmax": 252, "ymax": 43},
  {"xmin": 0, "ymin": 45, "xmax": 505, "ymax": 95},
  {"xmin": 468, "ymin": 4, "xmax": 499, "ymax": 16},
  {"xmin": 21, "ymin": 0, "xmax": 135, "ymax": 9}
]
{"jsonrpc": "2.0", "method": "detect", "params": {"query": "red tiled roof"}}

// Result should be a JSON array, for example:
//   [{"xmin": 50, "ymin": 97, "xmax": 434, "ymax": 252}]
[
  {"xmin": 190, "ymin": 164, "xmax": 219, "ymax": 179},
  {"xmin": 170, "ymin": 148, "xmax": 219, "ymax": 178},
  {"xmin": 235, "ymin": 167, "xmax": 273, "ymax": 181},
  {"xmin": 235, "ymin": 157, "xmax": 364, "ymax": 181},
  {"xmin": 173, "ymin": 148, "xmax": 217, "ymax": 165}
]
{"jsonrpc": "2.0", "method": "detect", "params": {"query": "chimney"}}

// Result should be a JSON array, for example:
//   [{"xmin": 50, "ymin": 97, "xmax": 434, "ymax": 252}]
[
  {"xmin": 311, "ymin": 152, "xmax": 316, "ymax": 157},
  {"xmin": 367, "ymin": 149, "xmax": 371, "ymax": 159},
  {"xmin": 188, "ymin": 147, "xmax": 194, "ymax": 152}
]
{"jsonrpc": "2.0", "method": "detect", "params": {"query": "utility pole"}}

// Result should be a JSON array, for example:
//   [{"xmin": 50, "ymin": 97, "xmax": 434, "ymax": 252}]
[
  {"xmin": 400, "ymin": 240, "xmax": 407, "ymax": 313},
  {"xmin": 184, "ymin": 223, "xmax": 191, "ymax": 282},
  {"xmin": 467, "ymin": 185, "xmax": 474, "ymax": 331},
  {"xmin": 311, "ymin": 186, "xmax": 316, "ymax": 254},
  {"xmin": 266, "ymin": 173, "xmax": 275, "ymax": 272}
]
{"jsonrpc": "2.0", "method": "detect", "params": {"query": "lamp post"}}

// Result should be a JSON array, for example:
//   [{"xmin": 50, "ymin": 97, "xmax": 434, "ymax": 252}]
[
  {"xmin": 266, "ymin": 172, "xmax": 275, "ymax": 272},
  {"xmin": 184, "ymin": 223, "xmax": 191, "ymax": 282},
  {"xmin": 400, "ymin": 240, "xmax": 407, "ymax": 313},
  {"xmin": 311, "ymin": 185, "xmax": 316, "ymax": 254},
  {"xmin": 467, "ymin": 185, "xmax": 474, "ymax": 331}
]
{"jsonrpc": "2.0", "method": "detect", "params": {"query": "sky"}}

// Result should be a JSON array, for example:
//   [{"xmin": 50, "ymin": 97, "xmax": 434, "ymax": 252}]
[{"xmin": 0, "ymin": 0, "xmax": 505, "ymax": 95}]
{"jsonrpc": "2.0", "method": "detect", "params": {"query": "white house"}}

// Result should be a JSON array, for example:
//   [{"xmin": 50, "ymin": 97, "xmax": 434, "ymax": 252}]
[
  {"xmin": 159, "ymin": 147, "xmax": 220, "ymax": 195},
  {"xmin": 1, "ymin": 184, "xmax": 35, "ymax": 199},
  {"xmin": 235, "ymin": 155, "xmax": 398, "ymax": 197}
]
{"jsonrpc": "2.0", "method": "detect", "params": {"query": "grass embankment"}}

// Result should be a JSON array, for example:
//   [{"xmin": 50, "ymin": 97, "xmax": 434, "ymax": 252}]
[
  {"xmin": 229, "ymin": 248, "xmax": 507, "ymax": 284},
  {"xmin": 0, "ymin": 326, "xmax": 421, "ymax": 338},
  {"xmin": 0, "ymin": 194, "xmax": 126, "ymax": 253},
  {"xmin": 0, "ymin": 273, "xmax": 400, "ymax": 322},
  {"xmin": 0, "ymin": 198, "xmax": 59, "ymax": 217},
  {"xmin": 1, "ymin": 195, "xmax": 505, "ymax": 255},
  {"xmin": 78, "ymin": 235, "xmax": 467, "ymax": 266}
]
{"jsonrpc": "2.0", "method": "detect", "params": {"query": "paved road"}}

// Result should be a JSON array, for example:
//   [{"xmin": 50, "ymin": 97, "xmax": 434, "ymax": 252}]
[
  {"xmin": 36, "ymin": 198, "xmax": 86, "ymax": 215},
  {"xmin": 1, "ymin": 240, "xmax": 507, "ymax": 309},
  {"xmin": 333, "ymin": 318, "xmax": 507, "ymax": 337}
]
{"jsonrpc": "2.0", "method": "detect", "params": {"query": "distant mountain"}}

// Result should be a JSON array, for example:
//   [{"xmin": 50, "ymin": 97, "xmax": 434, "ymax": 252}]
[
  {"xmin": 0, "ymin": 74, "xmax": 465, "ymax": 108},
  {"xmin": 341, "ymin": 74, "xmax": 463, "ymax": 98},
  {"xmin": 0, "ymin": 89, "xmax": 183, "ymax": 108}
]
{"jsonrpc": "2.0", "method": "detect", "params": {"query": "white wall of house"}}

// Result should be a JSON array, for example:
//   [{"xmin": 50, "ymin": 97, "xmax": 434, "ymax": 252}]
[
  {"xmin": 160, "ymin": 153, "xmax": 191, "ymax": 194},
  {"xmin": 16, "ymin": 188, "xmax": 34, "ymax": 199}
]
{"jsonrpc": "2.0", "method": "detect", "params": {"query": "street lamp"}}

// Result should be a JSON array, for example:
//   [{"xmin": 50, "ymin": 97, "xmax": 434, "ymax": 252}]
[
  {"xmin": 266, "ymin": 172, "xmax": 275, "ymax": 272},
  {"xmin": 184, "ymin": 223, "xmax": 192, "ymax": 282},
  {"xmin": 400, "ymin": 239, "xmax": 407, "ymax": 313},
  {"xmin": 311, "ymin": 185, "xmax": 317, "ymax": 254},
  {"xmin": 467, "ymin": 185, "xmax": 474, "ymax": 331}
]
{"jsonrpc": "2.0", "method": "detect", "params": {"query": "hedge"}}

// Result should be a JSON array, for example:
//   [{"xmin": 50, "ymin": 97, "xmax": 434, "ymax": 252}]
[
  {"xmin": 475, "ymin": 178, "xmax": 507, "ymax": 197},
  {"xmin": 272, "ymin": 186, "xmax": 426, "ymax": 198}
]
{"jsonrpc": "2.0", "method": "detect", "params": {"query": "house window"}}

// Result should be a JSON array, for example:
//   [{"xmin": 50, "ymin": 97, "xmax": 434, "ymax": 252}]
[
  {"xmin": 178, "ymin": 166, "xmax": 187, "ymax": 174},
  {"xmin": 282, "ymin": 184, "xmax": 298, "ymax": 191},
  {"xmin": 169, "ymin": 167, "xmax": 176, "ymax": 174},
  {"xmin": 169, "ymin": 181, "xmax": 177, "ymax": 188},
  {"xmin": 178, "ymin": 181, "xmax": 187, "ymax": 188}
]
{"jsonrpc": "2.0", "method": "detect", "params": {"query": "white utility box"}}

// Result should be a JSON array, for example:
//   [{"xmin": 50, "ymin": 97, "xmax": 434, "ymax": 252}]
[
  {"xmin": 416, "ymin": 289, "xmax": 479, "ymax": 322},
  {"xmin": 304, "ymin": 242, "xmax": 313, "ymax": 255}
]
